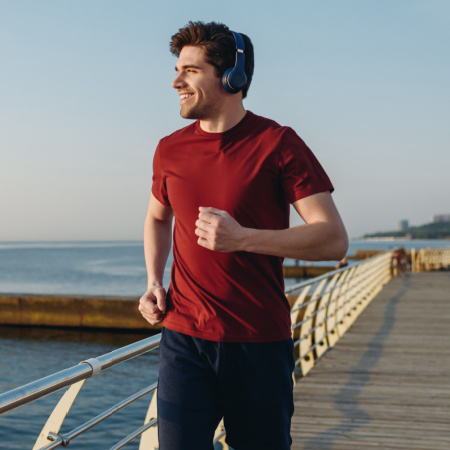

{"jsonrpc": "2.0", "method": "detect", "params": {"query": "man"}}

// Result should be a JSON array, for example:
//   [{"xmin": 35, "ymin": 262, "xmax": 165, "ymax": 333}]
[{"xmin": 139, "ymin": 21, "xmax": 348, "ymax": 450}]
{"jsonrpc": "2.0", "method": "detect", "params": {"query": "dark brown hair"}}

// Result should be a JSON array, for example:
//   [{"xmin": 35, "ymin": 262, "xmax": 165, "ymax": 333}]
[{"xmin": 170, "ymin": 21, "xmax": 254, "ymax": 98}]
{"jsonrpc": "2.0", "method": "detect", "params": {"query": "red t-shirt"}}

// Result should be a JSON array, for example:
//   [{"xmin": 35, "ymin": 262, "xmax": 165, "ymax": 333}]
[{"xmin": 152, "ymin": 111, "xmax": 333, "ymax": 342}]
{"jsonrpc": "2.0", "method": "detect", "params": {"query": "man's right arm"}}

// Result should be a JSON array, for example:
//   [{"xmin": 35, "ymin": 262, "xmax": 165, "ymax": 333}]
[{"xmin": 138, "ymin": 193, "xmax": 173, "ymax": 325}]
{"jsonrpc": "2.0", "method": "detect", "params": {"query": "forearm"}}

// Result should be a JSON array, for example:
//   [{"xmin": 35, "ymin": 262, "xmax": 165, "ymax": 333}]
[
  {"xmin": 144, "ymin": 214, "xmax": 173, "ymax": 288},
  {"xmin": 195, "ymin": 193, "xmax": 348, "ymax": 261},
  {"xmin": 241, "ymin": 220, "xmax": 348, "ymax": 261}
]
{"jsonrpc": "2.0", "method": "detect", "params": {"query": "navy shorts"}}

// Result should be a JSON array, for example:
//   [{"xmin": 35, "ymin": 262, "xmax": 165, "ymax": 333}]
[{"xmin": 157, "ymin": 328, "xmax": 295, "ymax": 450}]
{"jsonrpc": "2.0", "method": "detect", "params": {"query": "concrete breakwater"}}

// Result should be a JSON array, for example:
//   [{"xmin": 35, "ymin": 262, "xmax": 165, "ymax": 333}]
[
  {"xmin": 282, "ymin": 265, "xmax": 333, "ymax": 279},
  {"xmin": 0, "ymin": 293, "xmax": 301, "ymax": 331},
  {"xmin": 0, "ymin": 294, "xmax": 160, "ymax": 331}
]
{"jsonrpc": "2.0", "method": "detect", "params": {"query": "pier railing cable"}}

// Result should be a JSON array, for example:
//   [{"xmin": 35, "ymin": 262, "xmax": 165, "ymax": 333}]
[{"xmin": 1, "ymin": 247, "xmax": 448, "ymax": 449}]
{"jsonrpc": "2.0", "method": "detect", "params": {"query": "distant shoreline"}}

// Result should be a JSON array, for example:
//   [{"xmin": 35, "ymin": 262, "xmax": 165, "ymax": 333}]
[{"xmin": 363, "ymin": 221, "xmax": 450, "ymax": 240}]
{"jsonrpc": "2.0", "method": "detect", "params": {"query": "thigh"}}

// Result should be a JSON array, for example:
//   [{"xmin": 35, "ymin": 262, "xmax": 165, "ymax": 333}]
[
  {"xmin": 220, "ymin": 339, "xmax": 295, "ymax": 450},
  {"xmin": 157, "ymin": 328, "xmax": 223, "ymax": 450}
]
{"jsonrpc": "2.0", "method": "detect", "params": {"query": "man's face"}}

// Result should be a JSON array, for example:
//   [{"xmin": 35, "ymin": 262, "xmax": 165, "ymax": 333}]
[{"xmin": 172, "ymin": 46, "xmax": 226, "ymax": 120}]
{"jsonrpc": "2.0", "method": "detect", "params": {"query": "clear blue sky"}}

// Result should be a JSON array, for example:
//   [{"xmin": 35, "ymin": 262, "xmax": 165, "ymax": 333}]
[{"xmin": 1, "ymin": 0, "xmax": 449, "ymax": 241}]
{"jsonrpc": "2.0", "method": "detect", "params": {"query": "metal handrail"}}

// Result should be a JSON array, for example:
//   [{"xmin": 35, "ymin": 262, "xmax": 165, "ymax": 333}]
[
  {"xmin": 110, "ymin": 418, "xmax": 158, "ymax": 450},
  {"xmin": 285, "ymin": 261, "xmax": 359, "ymax": 295},
  {"xmin": 290, "ymin": 281, "xmax": 346, "ymax": 319},
  {"xmin": 0, "ymin": 334, "xmax": 161, "ymax": 415}
]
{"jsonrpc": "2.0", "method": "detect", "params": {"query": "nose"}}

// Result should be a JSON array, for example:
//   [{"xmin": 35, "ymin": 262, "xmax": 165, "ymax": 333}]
[{"xmin": 172, "ymin": 72, "xmax": 186, "ymax": 89}]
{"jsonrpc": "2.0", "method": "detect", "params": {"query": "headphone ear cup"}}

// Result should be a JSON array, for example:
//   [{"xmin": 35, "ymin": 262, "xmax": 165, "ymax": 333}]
[
  {"xmin": 229, "ymin": 69, "xmax": 247, "ymax": 93},
  {"xmin": 222, "ymin": 67, "xmax": 247, "ymax": 94},
  {"xmin": 222, "ymin": 68, "xmax": 235, "ymax": 93}
]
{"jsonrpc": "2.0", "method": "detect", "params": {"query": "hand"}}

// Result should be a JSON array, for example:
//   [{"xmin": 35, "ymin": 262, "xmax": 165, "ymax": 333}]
[
  {"xmin": 195, "ymin": 207, "xmax": 246, "ymax": 252},
  {"xmin": 138, "ymin": 286, "xmax": 166, "ymax": 325}
]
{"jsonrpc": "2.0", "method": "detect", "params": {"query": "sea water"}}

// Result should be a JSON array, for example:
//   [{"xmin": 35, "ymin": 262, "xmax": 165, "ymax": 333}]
[
  {"xmin": 0, "ymin": 328, "xmax": 159, "ymax": 449},
  {"xmin": 0, "ymin": 241, "xmax": 161, "ymax": 297},
  {"xmin": 1, "ymin": 239, "xmax": 446, "ymax": 297}
]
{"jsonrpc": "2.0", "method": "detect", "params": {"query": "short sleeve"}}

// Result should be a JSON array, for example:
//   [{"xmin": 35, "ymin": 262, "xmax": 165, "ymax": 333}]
[
  {"xmin": 151, "ymin": 141, "xmax": 171, "ymax": 206},
  {"xmin": 279, "ymin": 128, "xmax": 334, "ymax": 204}
]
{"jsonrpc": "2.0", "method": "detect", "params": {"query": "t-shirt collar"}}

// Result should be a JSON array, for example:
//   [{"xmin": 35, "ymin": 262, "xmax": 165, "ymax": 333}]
[{"xmin": 195, "ymin": 111, "xmax": 253, "ymax": 138}]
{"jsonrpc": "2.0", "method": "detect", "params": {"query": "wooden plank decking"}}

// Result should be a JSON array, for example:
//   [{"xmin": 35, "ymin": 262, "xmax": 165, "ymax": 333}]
[{"xmin": 291, "ymin": 271, "xmax": 450, "ymax": 449}]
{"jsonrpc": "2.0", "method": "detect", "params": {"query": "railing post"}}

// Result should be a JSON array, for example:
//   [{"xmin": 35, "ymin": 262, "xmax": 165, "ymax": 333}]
[
  {"xmin": 314, "ymin": 273, "xmax": 339, "ymax": 359},
  {"xmin": 139, "ymin": 390, "xmax": 159, "ymax": 449},
  {"xmin": 325, "ymin": 270, "xmax": 349, "ymax": 347},
  {"xmin": 298, "ymin": 278, "xmax": 327, "ymax": 376},
  {"xmin": 33, "ymin": 379, "xmax": 86, "ymax": 449}
]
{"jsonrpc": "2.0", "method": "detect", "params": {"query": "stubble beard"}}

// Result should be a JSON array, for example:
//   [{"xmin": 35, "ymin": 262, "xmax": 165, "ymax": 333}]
[
  {"xmin": 179, "ymin": 99, "xmax": 219, "ymax": 121},
  {"xmin": 180, "ymin": 104, "xmax": 207, "ymax": 120}
]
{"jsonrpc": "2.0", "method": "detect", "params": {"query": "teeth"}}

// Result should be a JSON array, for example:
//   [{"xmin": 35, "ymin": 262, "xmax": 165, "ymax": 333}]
[{"xmin": 180, "ymin": 94, "xmax": 192, "ymax": 99}]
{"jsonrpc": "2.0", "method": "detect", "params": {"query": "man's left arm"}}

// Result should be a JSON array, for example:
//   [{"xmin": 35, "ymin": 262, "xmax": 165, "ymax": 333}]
[{"xmin": 195, "ymin": 191, "xmax": 348, "ymax": 261}]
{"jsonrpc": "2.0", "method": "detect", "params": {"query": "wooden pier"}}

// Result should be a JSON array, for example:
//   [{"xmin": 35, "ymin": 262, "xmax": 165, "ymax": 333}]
[{"xmin": 291, "ymin": 271, "xmax": 450, "ymax": 449}]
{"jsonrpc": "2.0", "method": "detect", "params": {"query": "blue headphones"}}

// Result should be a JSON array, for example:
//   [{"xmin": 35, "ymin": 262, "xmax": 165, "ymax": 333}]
[{"xmin": 222, "ymin": 31, "xmax": 247, "ymax": 94}]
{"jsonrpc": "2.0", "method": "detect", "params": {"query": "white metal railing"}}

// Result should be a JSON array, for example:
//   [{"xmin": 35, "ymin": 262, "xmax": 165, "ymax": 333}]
[
  {"xmin": 0, "ymin": 249, "xmax": 426, "ymax": 449},
  {"xmin": 286, "ymin": 250, "xmax": 392, "ymax": 376},
  {"xmin": 0, "ymin": 335, "xmax": 163, "ymax": 449},
  {"xmin": 411, "ymin": 247, "xmax": 450, "ymax": 272}
]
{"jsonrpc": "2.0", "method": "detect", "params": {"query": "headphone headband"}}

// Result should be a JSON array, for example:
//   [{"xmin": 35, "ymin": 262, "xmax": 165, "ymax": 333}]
[{"xmin": 222, "ymin": 31, "xmax": 247, "ymax": 94}]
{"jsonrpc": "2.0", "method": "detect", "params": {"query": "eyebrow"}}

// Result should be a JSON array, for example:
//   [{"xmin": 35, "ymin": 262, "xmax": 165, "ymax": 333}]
[{"xmin": 175, "ymin": 64, "xmax": 203, "ymax": 72}]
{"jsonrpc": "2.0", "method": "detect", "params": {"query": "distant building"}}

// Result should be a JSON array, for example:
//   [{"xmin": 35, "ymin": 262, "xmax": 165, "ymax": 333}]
[
  {"xmin": 398, "ymin": 220, "xmax": 409, "ymax": 231},
  {"xmin": 431, "ymin": 214, "xmax": 450, "ymax": 223}
]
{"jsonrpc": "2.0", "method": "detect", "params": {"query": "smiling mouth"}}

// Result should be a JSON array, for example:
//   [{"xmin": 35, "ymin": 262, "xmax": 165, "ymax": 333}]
[{"xmin": 180, "ymin": 93, "xmax": 194, "ymax": 100}]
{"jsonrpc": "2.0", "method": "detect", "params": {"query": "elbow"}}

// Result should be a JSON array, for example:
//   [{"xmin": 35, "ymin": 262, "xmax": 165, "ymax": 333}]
[
  {"xmin": 321, "ymin": 225, "xmax": 348, "ymax": 261},
  {"xmin": 334, "ymin": 233, "xmax": 349, "ymax": 261},
  {"xmin": 332, "ymin": 228, "xmax": 349, "ymax": 261}
]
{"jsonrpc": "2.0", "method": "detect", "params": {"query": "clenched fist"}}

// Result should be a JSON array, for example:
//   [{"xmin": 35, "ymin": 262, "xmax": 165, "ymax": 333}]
[
  {"xmin": 195, "ymin": 207, "xmax": 247, "ymax": 252},
  {"xmin": 138, "ymin": 285, "xmax": 166, "ymax": 325}
]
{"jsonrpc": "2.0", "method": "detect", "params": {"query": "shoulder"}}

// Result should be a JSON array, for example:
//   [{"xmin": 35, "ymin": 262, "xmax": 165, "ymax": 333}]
[
  {"xmin": 247, "ymin": 112, "xmax": 302, "ymax": 142},
  {"xmin": 247, "ymin": 111, "xmax": 283, "ymax": 132}
]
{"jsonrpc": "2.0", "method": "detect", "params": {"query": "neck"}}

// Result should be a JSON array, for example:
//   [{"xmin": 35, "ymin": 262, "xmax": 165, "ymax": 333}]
[{"xmin": 199, "ymin": 102, "xmax": 247, "ymax": 133}]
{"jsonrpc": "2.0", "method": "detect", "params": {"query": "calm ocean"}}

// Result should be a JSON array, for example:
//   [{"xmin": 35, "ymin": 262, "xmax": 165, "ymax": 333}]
[
  {"xmin": 1, "ymin": 239, "xmax": 448, "ymax": 297},
  {"xmin": 0, "ymin": 239, "xmax": 448, "ymax": 448}
]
